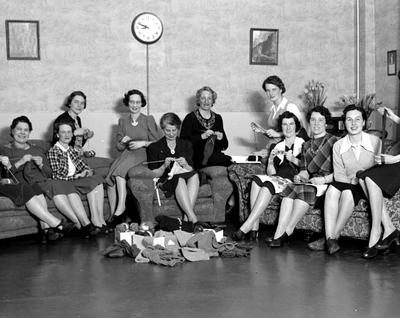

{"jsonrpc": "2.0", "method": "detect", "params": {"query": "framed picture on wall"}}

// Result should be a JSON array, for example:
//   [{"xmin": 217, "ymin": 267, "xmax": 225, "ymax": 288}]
[
  {"xmin": 249, "ymin": 28, "xmax": 279, "ymax": 65},
  {"xmin": 5, "ymin": 20, "xmax": 40, "ymax": 60},
  {"xmin": 387, "ymin": 50, "xmax": 397, "ymax": 76}
]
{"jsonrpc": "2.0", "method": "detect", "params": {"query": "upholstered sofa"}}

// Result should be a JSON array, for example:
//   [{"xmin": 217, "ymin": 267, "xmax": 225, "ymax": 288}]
[
  {"xmin": 0, "ymin": 140, "xmax": 112, "ymax": 240},
  {"xmin": 128, "ymin": 165, "xmax": 233, "ymax": 223},
  {"xmin": 228, "ymin": 162, "xmax": 400, "ymax": 240}
]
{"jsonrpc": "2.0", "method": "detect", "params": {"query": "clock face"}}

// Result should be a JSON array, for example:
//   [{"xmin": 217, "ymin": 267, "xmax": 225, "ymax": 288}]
[{"xmin": 132, "ymin": 12, "xmax": 163, "ymax": 44}]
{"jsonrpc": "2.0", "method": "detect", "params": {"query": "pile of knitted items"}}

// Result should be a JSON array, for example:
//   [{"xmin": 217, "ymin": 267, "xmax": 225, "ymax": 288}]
[{"xmin": 101, "ymin": 240, "xmax": 141, "ymax": 258}]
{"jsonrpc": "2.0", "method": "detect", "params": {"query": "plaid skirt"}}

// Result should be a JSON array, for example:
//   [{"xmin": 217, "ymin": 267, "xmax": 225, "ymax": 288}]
[{"xmin": 280, "ymin": 183, "xmax": 318, "ymax": 206}]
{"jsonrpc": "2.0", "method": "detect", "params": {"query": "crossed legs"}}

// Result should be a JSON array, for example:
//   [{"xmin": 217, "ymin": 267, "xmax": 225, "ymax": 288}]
[{"xmin": 175, "ymin": 174, "xmax": 200, "ymax": 223}]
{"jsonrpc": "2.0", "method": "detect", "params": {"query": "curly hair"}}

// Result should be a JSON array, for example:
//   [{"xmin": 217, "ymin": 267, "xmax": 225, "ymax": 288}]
[
  {"xmin": 262, "ymin": 75, "xmax": 286, "ymax": 94},
  {"xmin": 277, "ymin": 111, "xmax": 301, "ymax": 132},
  {"xmin": 65, "ymin": 91, "xmax": 87, "ymax": 109},
  {"xmin": 160, "ymin": 112, "xmax": 182, "ymax": 129},
  {"xmin": 10, "ymin": 116, "xmax": 33, "ymax": 138},
  {"xmin": 341, "ymin": 104, "xmax": 367, "ymax": 122},
  {"xmin": 123, "ymin": 89, "xmax": 147, "ymax": 107},
  {"xmin": 306, "ymin": 106, "xmax": 332, "ymax": 124},
  {"xmin": 195, "ymin": 86, "xmax": 218, "ymax": 107}
]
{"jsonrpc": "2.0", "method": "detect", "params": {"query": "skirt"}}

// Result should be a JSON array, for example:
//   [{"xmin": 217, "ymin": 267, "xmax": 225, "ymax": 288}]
[
  {"xmin": 157, "ymin": 171, "xmax": 198, "ymax": 198},
  {"xmin": 280, "ymin": 183, "xmax": 319, "ymax": 206},
  {"xmin": 0, "ymin": 183, "xmax": 43, "ymax": 207},
  {"xmin": 105, "ymin": 148, "xmax": 147, "ymax": 186},
  {"xmin": 252, "ymin": 175, "xmax": 292, "ymax": 195},
  {"xmin": 36, "ymin": 179, "xmax": 77, "ymax": 199},
  {"xmin": 69, "ymin": 175, "xmax": 104, "ymax": 195},
  {"xmin": 329, "ymin": 181, "xmax": 365, "ymax": 204},
  {"xmin": 358, "ymin": 162, "xmax": 400, "ymax": 198}
]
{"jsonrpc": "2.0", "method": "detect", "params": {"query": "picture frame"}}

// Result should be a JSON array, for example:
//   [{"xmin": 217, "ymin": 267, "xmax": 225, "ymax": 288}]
[
  {"xmin": 387, "ymin": 50, "xmax": 397, "ymax": 76},
  {"xmin": 249, "ymin": 28, "xmax": 279, "ymax": 65},
  {"xmin": 5, "ymin": 20, "xmax": 40, "ymax": 60}
]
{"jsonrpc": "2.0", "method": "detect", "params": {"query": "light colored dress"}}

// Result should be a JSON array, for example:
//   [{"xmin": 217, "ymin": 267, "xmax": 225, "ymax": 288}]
[{"xmin": 105, "ymin": 113, "xmax": 162, "ymax": 186}]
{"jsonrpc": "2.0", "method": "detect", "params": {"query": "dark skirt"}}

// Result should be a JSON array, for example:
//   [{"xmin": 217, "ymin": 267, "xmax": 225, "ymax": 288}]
[
  {"xmin": 329, "ymin": 181, "xmax": 365, "ymax": 204},
  {"xmin": 69, "ymin": 175, "xmax": 104, "ymax": 195},
  {"xmin": 280, "ymin": 183, "xmax": 318, "ymax": 206},
  {"xmin": 0, "ymin": 183, "xmax": 42, "ymax": 206},
  {"xmin": 358, "ymin": 162, "xmax": 400, "ymax": 198},
  {"xmin": 36, "ymin": 180, "xmax": 77, "ymax": 199},
  {"xmin": 157, "ymin": 171, "xmax": 198, "ymax": 198}
]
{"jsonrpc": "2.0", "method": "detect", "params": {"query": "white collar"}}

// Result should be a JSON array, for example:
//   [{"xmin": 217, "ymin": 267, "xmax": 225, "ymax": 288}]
[
  {"xmin": 55, "ymin": 141, "xmax": 70, "ymax": 152},
  {"xmin": 274, "ymin": 136, "xmax": 305, "ymax": 163},
  {"xmin": 271, "ymin": 97, "xmax": 288, "ymax": 113},
  {"xmin": 339, "ymin": 131, "xmax": 375, "ymax": 155}
]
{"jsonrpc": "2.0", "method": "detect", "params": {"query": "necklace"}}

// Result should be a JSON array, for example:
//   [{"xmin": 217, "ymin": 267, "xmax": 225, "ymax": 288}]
[
  {"xmin": 167, "ymin": 141, "xmax": 176, "ymax": 155},
  {"xmin": 131, "ymin": 115, "xmax": 139, "ymax": 126}
]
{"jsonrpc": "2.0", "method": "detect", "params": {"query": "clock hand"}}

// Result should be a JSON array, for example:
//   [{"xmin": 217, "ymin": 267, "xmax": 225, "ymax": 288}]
[{"xmin": 138, "ymin": 23, "xmax": 149, "ymax": 29}]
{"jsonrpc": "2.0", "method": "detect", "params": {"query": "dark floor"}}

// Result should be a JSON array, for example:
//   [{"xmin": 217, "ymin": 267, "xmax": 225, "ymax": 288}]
[{"xmin": 1, "ymin": 230, "xmax": 400, "ymax": 318}]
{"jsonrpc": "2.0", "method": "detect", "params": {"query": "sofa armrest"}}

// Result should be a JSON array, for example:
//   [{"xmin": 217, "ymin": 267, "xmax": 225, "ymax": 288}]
[
  {"xmin": 200, "ymin": 166, "xmax": 233, "ymax": 222},
  {"xmin": 227, "ymin": 163, "xmax": 265, "ymax": 222},
  {"xmin": 128, "ymin": 165, "xmax": 158, "ymax": 222}
]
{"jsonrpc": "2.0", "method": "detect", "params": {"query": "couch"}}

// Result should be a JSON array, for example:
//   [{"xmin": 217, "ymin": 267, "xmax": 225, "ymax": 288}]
[
  {"xmin": 128, "ymin": 165, "xmax": 233, "ymax": 223},
  {"xmin": 0, "ymin": 140, "xmax": 112, "ymax": 240},
  {"xmin": 228, "ymin": 162, "xmax": 400, "ymax": 240}
]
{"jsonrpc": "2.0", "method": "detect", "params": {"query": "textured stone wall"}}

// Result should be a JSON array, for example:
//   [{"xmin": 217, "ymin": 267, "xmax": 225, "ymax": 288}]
[{"xmin": 0, "ymin": 0, "xmax": 380, "ymax": 156}]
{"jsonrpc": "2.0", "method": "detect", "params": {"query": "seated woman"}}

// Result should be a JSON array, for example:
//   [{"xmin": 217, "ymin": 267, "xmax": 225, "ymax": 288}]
[
  {"xmin": 105, "ymin": 89, "xmax": 162, "ymax": 228},
  {"xmin": 53, "ymin": 91, "xmax": 95, "ymax": 156},
  {"xmin": 269, "ymin": 106, "xmax": 339, "ymax": 247},
  {"xmin": 181, "ymin": 86, "xmax": 233, "ymax": 210},
  {"xmin": 232, "ymin": 111, "xmax": 305, "ymax": 241},
  {"xmin": 48, "ymin": 120, "xmax": 107, "ymax": 235},
  {"xmin": 181, "ymin": 86, "xmax": 232, "ymax": 169},
  {"xmin": 251, "ymin": 75, "xmax": 308, "ymax": 156},
  {"xmin": 308, "ymin": 105, "xmax": 381, "ymax": 255},
  {"xmin": 2, "ymin": 116, "xmax": 102, "ymax": 237},
  {"xmin": 357, "ymin": 106, "xmax": 400, "ymax": 258},
  {"xmin": 0, "ymin": 155, "xmax": 69, "ymax": 242},
  {"xmin": 147, "ymin": 112, "xmax": 200, "ymax": 224}
]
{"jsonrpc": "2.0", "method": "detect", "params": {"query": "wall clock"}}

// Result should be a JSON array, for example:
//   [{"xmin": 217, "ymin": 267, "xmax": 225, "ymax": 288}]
[{"xmin": 131, "ymin": 12, "xmax": 163, "ymax": 45}]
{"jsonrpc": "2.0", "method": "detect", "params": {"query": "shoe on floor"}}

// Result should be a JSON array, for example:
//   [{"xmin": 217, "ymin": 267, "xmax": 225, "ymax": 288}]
[
  {"xmin": 307, "ymin": 237, "xmax": 326, "ymax": 251},
  {"xmin": 326, "ymin": 238, "xmax": 340, "ymax": 255}
]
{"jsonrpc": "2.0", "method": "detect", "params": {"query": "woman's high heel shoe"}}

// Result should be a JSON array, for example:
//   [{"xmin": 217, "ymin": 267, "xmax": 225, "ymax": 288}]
[
  {"xmin": 269, "ymin": 233, "xmax": 288, "ymax": 247},
  {"xmin": 247, "ymin": 231, "xmax": 259, "ymax": 241},
  {"xmin": 362, "ymin": 245, "xmax": 379, "ymax": 259},
  {"xmin": 107, "ymin": 212, "xmax": 126, "ymax": 229},
  {"xmin": 232, "ymin": 230, "xmax": 246, "ymax": 242},
  {"xmin": 375, "ymin": 229, "xmax": 400, "ymax": 250}
]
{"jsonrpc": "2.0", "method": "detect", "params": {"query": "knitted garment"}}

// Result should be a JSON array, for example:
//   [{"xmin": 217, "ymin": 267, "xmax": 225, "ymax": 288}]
[
  {"xmin": 181, "ymin": 247, "xmax": 210, "ymax": 262},
  {"xmin": 102, "ymin": 240, "xmax": 141, "ymax": 258},
  {"xmin": 141, "ymin": 245, "xmax": 185, "ymax": 267}
]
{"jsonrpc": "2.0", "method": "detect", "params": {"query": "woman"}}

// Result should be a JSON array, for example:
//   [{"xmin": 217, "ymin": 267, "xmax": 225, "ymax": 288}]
[
  {"xmin": 357, "ymin": 106, "xmax": 400, "ymax": 258},
  {"xmin": 308, "ymin": 105, "xmax": 381, "ymax": 255},
  {"xmin": 147, "ymin": 113, "xmax": 200, "ymax": 224},
  {"xmin": 48, "ymin": 121, "xmax": 107, "ymax": 235},
  {"xmin": 3, "ymin": 116, "xmax": 101, "ymax": 237},
  {"xmin": 53, "ymin": 91, "xmax": 94, "ymax": 155},
  {"xmin": 269, "ymin": 106, "xmax": 339, "ymax": 247},
  {"xmin": 105, "ymin": 89, "xmax": 162, "ymax": 228},
  {"xmin": 232, "ymin": 111, "xmax": 305, "ymax": 241},
  {"xmin": 251, "ymin": 75, "xmax": 308, "ymax": 155},
  {"xmin": 0, "ymin": 155, "xmax": 69, "ymax": 242},
  {"xmin": 181, "ymin": 86, "xmax": 232, "ymax": 169}
]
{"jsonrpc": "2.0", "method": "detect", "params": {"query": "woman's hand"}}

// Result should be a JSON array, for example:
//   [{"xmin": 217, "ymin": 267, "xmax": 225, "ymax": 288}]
[
  {"xmin": 250, "ymin": 122, "xmax": 267, "ymax": 134},
  {"xmin": 284, "ymin": 150, "xmax": 295, "ymax": 163},
  {"xmin": 74, "ymin": 169, "xmax": 93, "ymax": 179},
  {"xmin": 163, "ymin": 157, "xmax": 175, "ymax": 169},
  {"xmin": 0, "ymin": 156, "xmax": 11, "ymax": 169},
  {"xmin": 176, "ymin": 157, "xmax": 191, "ymax": 169},
  {"xmin": 128, "ymin": 140, "xmax": 147, "ymax": 150},
  {"xmin": 214, "ymin": 131, "xmax": 223, "ymax": 140},
  {"xmin": 31, "ymin": 156, "xmax": 43, "ymax": 168},
  {"xmin": 83, "ymin": 128, "xmax": 94, "ymax": 139},
  {"xmin": 120, "ymin": 136, "xmax": 132, "ymax": 144},
  {"xmin": 293, "ymin": 171, "xmax": 309, "ymax": 183},
  {"xmin": 201, "ymin": 130, "xmax": 214, "ymax": 139},
  {"xmin": 375, "ymin": 154, "xmax": 400, "ymax": 165},
  {"xmin": 21, "ymin": 154, "xmax": 33, "ymax": 165},
  {"xmin": 377, "ymin": 106, "xmax": 400, "ymax": 124},
  {"xmin": 265, "ymin": 129, "xmax": 281, "ymax": 138},
  {"xmin": 309, "ymin": 177, "xmax": 326, "ymax": 185}
]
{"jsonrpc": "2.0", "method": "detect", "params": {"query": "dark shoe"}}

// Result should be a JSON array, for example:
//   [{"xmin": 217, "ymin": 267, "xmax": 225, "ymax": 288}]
[
  {"xmin": 362, "ymin": 246, "xmax": 379, "ymax": 259},
  {"xmin": 232, "ymin": 230, "xmax": 246, "ymax": 242},
  {"xmin": 375, "ymin": 229, "xmax": 400, "ymax": 250},
  {"xmin": 326, "ymin": 238, "xmax": 340, "ymax": 255},
  {"xmin": 107, "ymin": 212, "xmax": 126, "ymax": 229},
  {"xmin": 307, "ymin": 237, "xmax": 326, "ymax": 251},
  {"xmin": 269, "ymin": 233, "xmax": 288, "ymax": 247},
  {"xmin": 59, "ymin": 220, "xmax": 77, "ymax": 235},
  {"xmin": 265, "ymin": 236, "xmax": 273, "ymax": 244},
  {"xmin": 81, "ymin": 224, "xmax": 100, "ymax": 238},
  {"xmin": 247, "ymin": 231, "xmax": 258, "ymax": 241},
  {"xmin": 41, "ymin": 227, "xmax": 63, "ymax": 243}
]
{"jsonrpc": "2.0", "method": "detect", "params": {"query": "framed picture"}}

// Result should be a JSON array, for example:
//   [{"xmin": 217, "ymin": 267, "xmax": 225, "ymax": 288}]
[
  {"xmin": 387, "ymin": 50, "xmax": 397, "ymax": 76},
  {"xmin": 249, "ymin": 28, "xmax": 279, "ymax": 65},
  {"xmin": 5, "ymin": 20, "xmax": 40, "ymax": 60}
]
